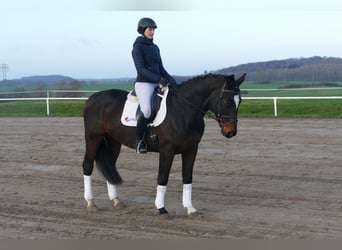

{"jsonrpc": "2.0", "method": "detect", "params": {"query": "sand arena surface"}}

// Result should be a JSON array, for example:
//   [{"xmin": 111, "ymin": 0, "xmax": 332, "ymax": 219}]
[{"xmin": 0, "ymin": 117, "xmax": 341, "ymax": 239}]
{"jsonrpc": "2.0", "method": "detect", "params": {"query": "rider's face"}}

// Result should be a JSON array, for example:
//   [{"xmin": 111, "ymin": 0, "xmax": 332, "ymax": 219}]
[{"xmin": 144, "ymin": 27, "xmax": 155, "ymax": 39}]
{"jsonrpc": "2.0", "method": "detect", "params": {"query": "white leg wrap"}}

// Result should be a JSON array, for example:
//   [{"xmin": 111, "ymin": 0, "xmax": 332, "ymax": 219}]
[
  {"xmin": 83, "ymin": 175, "xmax": 93, "ymax": 200},
  {"xmin": 183, "ymin": 184, "xmax": 197, "ymax": 214},
  {"xmin": 155, "ymin": 185, "xmax": 167, "ymax": 209},
  {"xmin": 182, "ymin": 183, "xmax": 193, "ymax": 207},
  {"xmin": 106, "ymin": 181, "xmax": 118, "ymax": 200}
]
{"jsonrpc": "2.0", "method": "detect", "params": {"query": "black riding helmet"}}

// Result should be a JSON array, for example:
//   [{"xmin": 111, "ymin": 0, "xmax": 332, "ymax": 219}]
[{"xmin": 137, "ymin": 17, "xmax": 157, "ymax": 34}]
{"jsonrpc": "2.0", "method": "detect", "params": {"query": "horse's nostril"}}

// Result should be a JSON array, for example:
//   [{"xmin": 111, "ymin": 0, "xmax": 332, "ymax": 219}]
[{"xmin": 225, "ymin": 131, "xmax": 236, "ymax": 138}]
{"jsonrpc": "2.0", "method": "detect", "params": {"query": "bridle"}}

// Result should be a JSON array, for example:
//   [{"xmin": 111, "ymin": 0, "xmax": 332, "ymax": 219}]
[{"xmin": 214, "ymin": 83, "xmax": 241, "ymax": 128}]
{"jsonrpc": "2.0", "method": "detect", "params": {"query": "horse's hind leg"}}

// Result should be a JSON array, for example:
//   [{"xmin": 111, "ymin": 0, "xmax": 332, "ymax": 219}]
[
  {"xmin": 83, "ymin": 135, "xmax": 102, "ymax": 213},
  {"xmin": 106, "ymin": 138, "xmax": 126, "ymax": 209},
  {"xmin": 106, "ymin": 182, "xmax": 126, "ymax": 209}
]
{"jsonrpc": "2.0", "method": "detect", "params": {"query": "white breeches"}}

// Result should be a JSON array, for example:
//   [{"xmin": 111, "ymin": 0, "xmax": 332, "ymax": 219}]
[{"xmin": 134, "ymin": 82, "xmax": 158, "ymax": 119}]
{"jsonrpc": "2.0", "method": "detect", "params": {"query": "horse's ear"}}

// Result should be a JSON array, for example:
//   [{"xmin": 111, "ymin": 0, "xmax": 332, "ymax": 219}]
[{"xmin": 236, "ymin": 73, "xmax": 246, "ymax": 86}]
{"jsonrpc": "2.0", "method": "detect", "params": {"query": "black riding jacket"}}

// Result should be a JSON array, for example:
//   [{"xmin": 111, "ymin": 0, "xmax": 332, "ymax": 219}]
[{"xmin": 132, "ymin": 36, "xmax": 173, "ymax": 83}]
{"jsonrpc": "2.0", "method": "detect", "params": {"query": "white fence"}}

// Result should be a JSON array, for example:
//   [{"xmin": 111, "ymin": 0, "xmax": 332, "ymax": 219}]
[
  {"xmin": 243, "ymin": 96, "xmax": 342, "ymax": 117},
  {"xmin": 0, "ymin": 90, "xmax": 90, "ymax": 116},
  {"xmin": 1, "ymin": 89, "xmax": 342, "ymax": 117}
]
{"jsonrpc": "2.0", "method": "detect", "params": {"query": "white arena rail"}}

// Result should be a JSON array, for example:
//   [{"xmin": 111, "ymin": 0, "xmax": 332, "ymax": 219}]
[
  {"xmin": 0, "ymin": 97, "xmax": 88, "ymax": 116},
  {"xmin": 243, "ymin": 96, "xmax": 342, "ymax": 117},
  {"xmin": 1, "ymin": 89, "xmax": 342, "ymax": 117}
]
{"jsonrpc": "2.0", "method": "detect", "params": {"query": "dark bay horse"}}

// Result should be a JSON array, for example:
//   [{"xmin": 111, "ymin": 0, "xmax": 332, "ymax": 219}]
[{"xmin": 82, "ymin": 73, "xmax": 246, "ymax": 217}]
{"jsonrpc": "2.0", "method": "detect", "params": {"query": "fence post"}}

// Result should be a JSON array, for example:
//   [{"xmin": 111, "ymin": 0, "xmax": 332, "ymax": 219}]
[
  {"xmin": 46, "ymin": 90, "xmax": 50, "ymax": 116},
  {"xmin": 273, "ymin": 97, "xmax": 278, "ymax": 117}
]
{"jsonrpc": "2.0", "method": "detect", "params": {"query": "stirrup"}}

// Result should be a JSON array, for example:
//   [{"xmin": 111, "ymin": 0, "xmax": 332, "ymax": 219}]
[{"xmin": 136, "ymin": 140, "xmax": 147, "ymax": 154}]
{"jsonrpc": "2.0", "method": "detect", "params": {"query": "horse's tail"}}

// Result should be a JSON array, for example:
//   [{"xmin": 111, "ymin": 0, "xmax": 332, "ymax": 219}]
[{"xmin": 95, "ymin": 136, "xmax": 123, "ymax": 185}]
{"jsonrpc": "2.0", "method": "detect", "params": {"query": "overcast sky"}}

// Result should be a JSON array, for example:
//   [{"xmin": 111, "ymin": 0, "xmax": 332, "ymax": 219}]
[{"xmin": 1, "ymin": 0, "xmax": 342, "ymax": 79}]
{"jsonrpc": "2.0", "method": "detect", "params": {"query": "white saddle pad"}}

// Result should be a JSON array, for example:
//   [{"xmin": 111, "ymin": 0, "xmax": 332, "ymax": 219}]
[{"xmin": 120, "ymin": 87, "xmax": 169, "ymax": 127}]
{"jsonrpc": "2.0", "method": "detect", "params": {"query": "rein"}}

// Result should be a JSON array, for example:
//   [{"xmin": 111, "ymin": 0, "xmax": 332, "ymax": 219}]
[
  {"xmin": 168, "ymin": 87, "xmax": 207, "ymax": 115},
  {"xmin": 168, "ymin": 83, "xmax": 240, "ymax": 127}
]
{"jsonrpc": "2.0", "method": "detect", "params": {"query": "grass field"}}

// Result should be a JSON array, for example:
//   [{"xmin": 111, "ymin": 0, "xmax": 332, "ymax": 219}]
[
  {"xmin": 0, "ymin": 100, "xmax": 86, "ymax": 117},
  {"xmin": 239, "ymin": 99, "xmax": 342, "ymax": 118},
  {"xmin": 1, "ymin": 98, "xmax": 341, "ymax": 118},
  {"xmin": 1, "ymin": 81, "xmax": 342, "ymax": 118}
]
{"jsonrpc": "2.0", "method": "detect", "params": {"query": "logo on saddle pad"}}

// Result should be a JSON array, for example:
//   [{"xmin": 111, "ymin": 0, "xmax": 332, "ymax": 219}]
[{"xmin": 121, "ymin": 87, "xmax": 169, "ymax": 127}]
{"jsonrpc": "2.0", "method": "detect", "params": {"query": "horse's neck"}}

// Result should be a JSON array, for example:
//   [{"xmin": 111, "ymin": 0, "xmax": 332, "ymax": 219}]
[{"xmin": 177, "ymin": 80, "xmax": 221, "ymax": 110}]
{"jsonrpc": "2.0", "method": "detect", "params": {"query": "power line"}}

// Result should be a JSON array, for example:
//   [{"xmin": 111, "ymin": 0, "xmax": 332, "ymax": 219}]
[{"xmin": 1, "ymin": 64, "xmax": 9, "ymax": 80}]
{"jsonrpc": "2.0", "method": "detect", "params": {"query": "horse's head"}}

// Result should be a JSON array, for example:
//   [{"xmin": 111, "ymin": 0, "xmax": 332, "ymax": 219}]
[{"xmin": 213, "ymin": 73, "xmax": 246, "ymax": 138}]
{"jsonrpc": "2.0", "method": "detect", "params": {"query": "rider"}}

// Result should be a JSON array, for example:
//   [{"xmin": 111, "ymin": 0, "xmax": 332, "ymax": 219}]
[{"xmin": 132, "ymin": 17, "xmax": 176, "ymax": 154}]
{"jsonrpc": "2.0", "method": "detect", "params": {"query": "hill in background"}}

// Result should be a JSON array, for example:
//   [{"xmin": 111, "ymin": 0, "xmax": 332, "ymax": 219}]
[
  {"xmin": 1, "ymin": 56, "xmax": 342, "ymax": 90},
  {"xmin": 1, "ymin": 75, "xmax": 76, "ymax": 88},
  {"xmin": 214, "ymin": 56, "xmax": 342, "ymax": 82}
]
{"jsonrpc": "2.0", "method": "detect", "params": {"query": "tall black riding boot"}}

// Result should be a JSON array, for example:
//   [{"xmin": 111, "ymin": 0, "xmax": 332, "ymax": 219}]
[{"xmin": 136, "ymin": 114, "xmax": 149, "ymax": 154}]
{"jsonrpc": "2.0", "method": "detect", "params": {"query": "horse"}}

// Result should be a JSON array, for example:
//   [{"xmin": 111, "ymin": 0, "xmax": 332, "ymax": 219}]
[{"xmin": 82, "ymin": 73, "xmax": 246, "ymax": 217}]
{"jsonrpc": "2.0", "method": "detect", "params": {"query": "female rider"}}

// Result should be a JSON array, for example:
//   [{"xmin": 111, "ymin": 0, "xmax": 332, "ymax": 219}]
[{"xmin": 132, "ymin": 17, "xmax": 176, "ymax": 153}]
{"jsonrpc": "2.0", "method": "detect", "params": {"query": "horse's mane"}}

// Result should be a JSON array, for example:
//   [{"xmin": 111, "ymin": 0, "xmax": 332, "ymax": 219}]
[{"xmin": 178, "ymin": 73, "xmax": 225, "ymax": 87}]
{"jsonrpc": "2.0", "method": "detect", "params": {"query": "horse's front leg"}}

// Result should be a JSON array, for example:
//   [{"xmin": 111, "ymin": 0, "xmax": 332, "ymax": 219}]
[
  {"xmin": 182, "ymin": 146, "xmax": 199, "ymax": 217},
  {"xmin": 155, "ymin": 149, "xmax": 175, "ymax": 215}
]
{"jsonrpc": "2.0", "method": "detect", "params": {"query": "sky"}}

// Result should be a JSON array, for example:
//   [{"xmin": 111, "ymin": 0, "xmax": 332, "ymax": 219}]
[{"xmin": 1, "ymin": 0, "xmax": 342, "ymax": 79}]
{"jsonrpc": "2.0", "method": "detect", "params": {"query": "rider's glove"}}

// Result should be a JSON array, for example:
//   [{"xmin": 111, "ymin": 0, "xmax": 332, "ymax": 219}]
[{"xmin": 159, "ymin": 78, "xmax": 169, "ymax": 87}]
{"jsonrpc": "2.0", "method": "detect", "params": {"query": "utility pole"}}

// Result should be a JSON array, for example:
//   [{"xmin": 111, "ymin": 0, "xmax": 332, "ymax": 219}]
[{"xmin": 0, "ymin": 64, "xmax": 9, "ymax": 81}]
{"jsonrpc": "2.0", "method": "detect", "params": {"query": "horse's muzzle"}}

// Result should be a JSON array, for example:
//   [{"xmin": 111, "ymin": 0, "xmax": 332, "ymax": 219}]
[
  {"xmin": 221, "ymin": 120, "xmax": 237, "ymax": 138},
  {"xmin": 224, "ymin": 131, "xmax": 236, "ymax": 138}
]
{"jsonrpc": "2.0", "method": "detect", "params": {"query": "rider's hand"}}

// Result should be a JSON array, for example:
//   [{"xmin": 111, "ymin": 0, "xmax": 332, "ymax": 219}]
[{"xmin": 159, "ymin": 78, "xmax": 169, "ymax": 87}]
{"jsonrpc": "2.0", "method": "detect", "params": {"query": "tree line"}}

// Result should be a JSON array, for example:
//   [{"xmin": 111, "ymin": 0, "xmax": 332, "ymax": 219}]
[{"xmin": 215, "ymin": 56, "xmax": 342, "ymax": 83}]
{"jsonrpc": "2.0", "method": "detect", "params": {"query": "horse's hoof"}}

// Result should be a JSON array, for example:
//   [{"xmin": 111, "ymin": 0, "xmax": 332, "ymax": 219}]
[
  {"xmin": 186, "ymin": 206, "xmax": 201, "ymax": 219},
  {"xmin": 87, "ymin": 204, "xmax": 98, "ymax": 213},
  {"xmin": 187, "ymin": 210, "xmax": 202, "ymax": 219},
  {"xmin": 113, "ymin": 198, "xmax": 126, "ymax": 209},
  {"xmin": 158, "ymin": 207, "xmax": 173, "ymax": 220},
  {"xmin": 158, "ymin": 207, "xmax": 168, "ymax": 214},
  {"xmin": 160, "ymin": 213, "xmax": 173, "ymax": 220}
]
